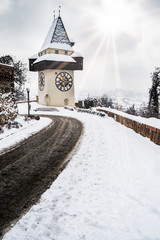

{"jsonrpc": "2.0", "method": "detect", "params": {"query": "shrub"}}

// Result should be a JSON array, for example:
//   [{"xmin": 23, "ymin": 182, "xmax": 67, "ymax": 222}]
[{"xmin": 0, "ymin": 92, "xmax": 18, "ymax": 126}]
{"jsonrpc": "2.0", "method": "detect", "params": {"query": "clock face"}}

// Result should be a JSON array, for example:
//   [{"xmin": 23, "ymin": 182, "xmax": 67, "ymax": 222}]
[
  {"xmin": 55, "ymin": 72, "xmax": 73, "ymax": 92},
  {"xmin": 39, "ymin": 72, "xmax": 45, "ymax": 91}
]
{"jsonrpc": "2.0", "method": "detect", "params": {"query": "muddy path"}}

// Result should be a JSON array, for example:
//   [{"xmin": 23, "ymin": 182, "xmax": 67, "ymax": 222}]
[{"xmin": 0, "ymin": 115, "xmax": 83, "ymax": 237}]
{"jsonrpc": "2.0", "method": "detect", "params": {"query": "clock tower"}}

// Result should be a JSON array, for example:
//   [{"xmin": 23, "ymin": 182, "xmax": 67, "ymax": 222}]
[{"xmin": 29, "ymin": 12, "xmax": 83, "ymax": 107}]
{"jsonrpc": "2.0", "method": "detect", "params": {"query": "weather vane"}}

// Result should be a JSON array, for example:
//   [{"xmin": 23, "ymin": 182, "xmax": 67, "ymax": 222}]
[{"xmin": 59, "ymin": 6, "xmax": 61, "ymax": 16}]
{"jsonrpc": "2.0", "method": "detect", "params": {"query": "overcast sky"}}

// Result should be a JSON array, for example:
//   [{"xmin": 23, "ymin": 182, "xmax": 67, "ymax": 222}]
[{"xmin": 0, "ymin": 0, "xmax": 160, "ymax": 98}]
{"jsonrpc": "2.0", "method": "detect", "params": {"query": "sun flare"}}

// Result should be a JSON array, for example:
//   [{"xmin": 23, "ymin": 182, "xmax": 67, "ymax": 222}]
[{"xmin": 95, "ymin": 0, "xmax": 135, "ymax": 36}]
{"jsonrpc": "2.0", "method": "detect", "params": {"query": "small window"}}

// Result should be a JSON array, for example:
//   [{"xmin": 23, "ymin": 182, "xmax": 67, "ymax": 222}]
[
  {"xmin": 65, "ymin": 51, "xmax": 68, "ymax": 55},
  {"xmin": 44, "ymin": 50, "xmax": 47, "ymax": 54},
  {"xmin": 55, "ymin": 50, "xmax": 59, "ymax": 54}
]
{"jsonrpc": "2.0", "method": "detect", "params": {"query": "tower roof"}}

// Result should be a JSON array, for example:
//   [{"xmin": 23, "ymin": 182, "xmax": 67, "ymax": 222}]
[{"xmin": 40, "ymin": 16, "xmax": 73, "ymax": 52}]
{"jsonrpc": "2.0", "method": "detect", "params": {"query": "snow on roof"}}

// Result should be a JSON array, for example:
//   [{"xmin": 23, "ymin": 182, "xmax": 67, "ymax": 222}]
[
  {"xmin": 28, "ymin": 54, "xmax": 39, "ymax": 60},
  {"xmin": 71, "ymin": 52, "xmax": 82, "ymax": 57},
  {"xmin": 40, "ymin": 18, "xmax": 58, "ymax": 52},
  {"xmin": 48, "ymin": 42, "xmax": 73, "ymax": 51},
  {"xmin": 40, "ymin": 17, "xmax": 73, "ymax": 52},
  {"xmin": 33, "ymin": 53, "xmax": 76, "ymax": 64},
  {"xmin": 51, "ymin": 17, "xmax": 71, "ymax": 45},
  {"xmin": 70, "ymin": 37, "xmax": 75, "ymax": 43},
  {"xmin": 0, "ymin": 63, "xmax": 14, "ymax": 67}
]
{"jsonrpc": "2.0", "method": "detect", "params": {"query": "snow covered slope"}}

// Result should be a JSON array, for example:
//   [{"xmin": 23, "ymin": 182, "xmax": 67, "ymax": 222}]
[
  {"xmin": 2, "ymin": 104, "xmax": 160, "ymax": 240},
  {"xmin": 0, "ymin": 115, "xmax": 51, "ymax": 154}
]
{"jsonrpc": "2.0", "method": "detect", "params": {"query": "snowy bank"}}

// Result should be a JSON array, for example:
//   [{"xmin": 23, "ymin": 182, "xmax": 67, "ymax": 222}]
[{"xmin": 0, "ymin": 113, "xmax": 52, "ymax": 154}]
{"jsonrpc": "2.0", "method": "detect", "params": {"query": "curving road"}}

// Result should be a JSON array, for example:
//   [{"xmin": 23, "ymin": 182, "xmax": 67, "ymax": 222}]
[{"xmin": 0, "ymin": 115, "xmax": 83, "ymax": 237}]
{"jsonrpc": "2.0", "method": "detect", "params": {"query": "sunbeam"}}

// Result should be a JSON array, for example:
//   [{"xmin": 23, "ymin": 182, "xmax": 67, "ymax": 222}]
[
  {"xmin": 96, "ymin": 35, "xmax": 112, "ymax": 97},
  {"xmin": 77, "ymin": 35, "xmax": 108, "ymax": 97},
  {"xmin": 112, "ymin": 36, "xmax": 123, "ymax": 105}
]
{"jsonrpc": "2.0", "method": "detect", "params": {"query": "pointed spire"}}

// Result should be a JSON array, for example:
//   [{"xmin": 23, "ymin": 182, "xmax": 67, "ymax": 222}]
[
  {"xmin": 51, "ymin": 16, "xmax": 71, "ymax": 46},
  {"xmin": 40, "ymin": 9, "xmax": 72, "ymax": 52}
]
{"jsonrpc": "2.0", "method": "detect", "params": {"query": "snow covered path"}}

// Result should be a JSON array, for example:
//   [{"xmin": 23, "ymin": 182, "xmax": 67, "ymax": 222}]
[{"xmin": 3, "ymin": 109, "xmax": 160, "ymax": 240}]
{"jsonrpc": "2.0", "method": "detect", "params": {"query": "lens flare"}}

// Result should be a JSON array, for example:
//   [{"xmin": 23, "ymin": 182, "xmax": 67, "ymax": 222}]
[{"xmin": 94, "ymin": 0, "xmax": 135, "ymax": 36}]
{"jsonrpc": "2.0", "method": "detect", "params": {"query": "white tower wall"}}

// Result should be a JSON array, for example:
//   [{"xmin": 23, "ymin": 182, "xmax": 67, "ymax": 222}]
[{"xmin": 38, "ymin": 69, "xmax": 75, "ymax": 107}]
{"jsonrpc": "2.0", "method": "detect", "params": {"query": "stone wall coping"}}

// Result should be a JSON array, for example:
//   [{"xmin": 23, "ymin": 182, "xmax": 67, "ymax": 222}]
[{"xmin": 96, "ymin": 107, "xmax": 160, "ymax": 130}]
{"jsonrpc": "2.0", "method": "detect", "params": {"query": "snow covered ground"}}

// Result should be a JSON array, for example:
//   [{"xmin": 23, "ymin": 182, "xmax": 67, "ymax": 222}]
[
  {"xmin": 0, "ymin": 107, "xmax": 52, "ymax": 154},
  {"xmin": 2, "ymin": 103, "xmax": 160, "ymax": 240}
]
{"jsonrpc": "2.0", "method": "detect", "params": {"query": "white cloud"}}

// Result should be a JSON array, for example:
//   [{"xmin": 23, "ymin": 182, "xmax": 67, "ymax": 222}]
[{"xmin": 0, "ymin": 0, "xmax": 11, "ymax": 15}]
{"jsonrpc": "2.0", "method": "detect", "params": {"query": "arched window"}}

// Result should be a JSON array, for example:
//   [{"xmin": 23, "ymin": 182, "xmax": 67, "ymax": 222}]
[{"xmin": 64, "ymin": 98, "xmax": 69, "ymax": 106}]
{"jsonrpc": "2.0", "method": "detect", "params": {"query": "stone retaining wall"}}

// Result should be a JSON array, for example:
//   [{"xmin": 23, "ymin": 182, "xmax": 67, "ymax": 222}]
[{"xmin": 97, "ymin": 109, "xmax": 160, "ymax": 146}]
